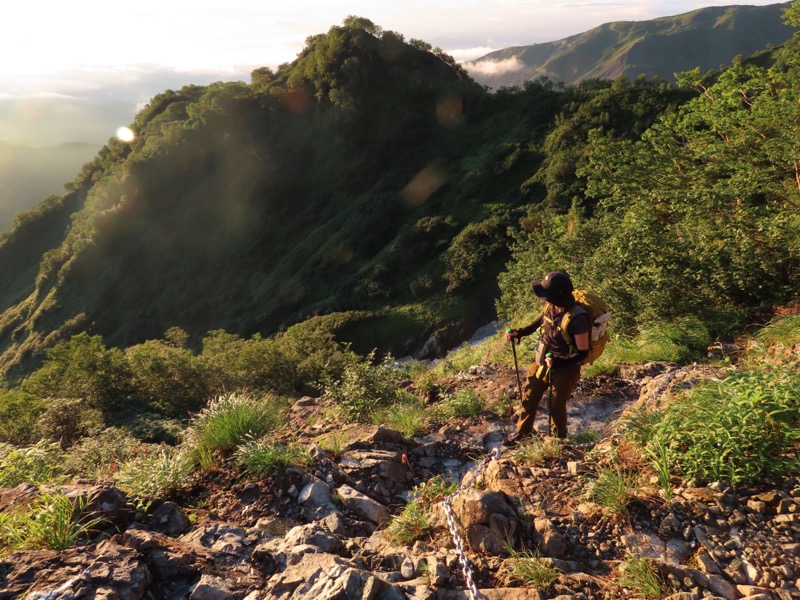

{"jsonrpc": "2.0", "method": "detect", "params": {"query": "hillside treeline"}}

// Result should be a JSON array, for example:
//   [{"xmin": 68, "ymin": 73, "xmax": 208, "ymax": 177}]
[
  {"xmin": 0, "ymin": 9, "xmax": 797, "ymax": 384},
  {"xmin": 498, "ymin": 4, "xmax": 800, "ymax": 332}
]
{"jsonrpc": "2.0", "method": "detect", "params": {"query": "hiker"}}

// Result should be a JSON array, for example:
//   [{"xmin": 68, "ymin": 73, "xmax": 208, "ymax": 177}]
[{"xmin": 504, "ymin": 271, "xmax": 590, "ymax": 443}]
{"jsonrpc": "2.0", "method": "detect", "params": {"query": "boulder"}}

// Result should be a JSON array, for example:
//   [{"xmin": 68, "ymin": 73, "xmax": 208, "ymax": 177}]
[
  {"xmin": 433, "ymin": 488, "xmax": 521, "ymax": 554},
  {"xmin": 337, "ymin": 484, "xmax": 390, "ymax": 525},
  {"xmin": 254, "ymin": 552, "xmax": 403, "ymax": 600},
  {"xmin": 151, "ymin": 501, "xmax": 191, "ymax": 536},
  {"xmin": 2, "ymin": 541, "xmax": 151, "ymax": 600}
]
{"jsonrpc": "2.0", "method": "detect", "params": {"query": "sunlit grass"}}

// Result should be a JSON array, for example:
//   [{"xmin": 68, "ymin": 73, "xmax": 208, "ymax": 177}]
[
  {"xmin": 503, "ymin": 548, "xmax": 559, "ymax": 589},
  {"xmin": 186, "ymin": 391, "xmax": 287, "ymax": 469},
  {"xmin": 235, "ymin": 437, "xmax": 311, "ymax": 476},
  {"xmin": 0, "ymin": 492, "xmax": 104, "ymax": 552},
  {"xmin": 617, "ymin": 554, "xmax": 671, "ymax": 599}
]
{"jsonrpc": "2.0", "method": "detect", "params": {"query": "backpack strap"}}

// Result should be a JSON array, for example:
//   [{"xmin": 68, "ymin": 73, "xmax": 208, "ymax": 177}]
[
  {"xmin": 543, "ymin": 303, "xmax": 586, "ymax": 356},
  {"xmin": 560, "ymin": 305, "xmax": 587, "ymax": 355}
]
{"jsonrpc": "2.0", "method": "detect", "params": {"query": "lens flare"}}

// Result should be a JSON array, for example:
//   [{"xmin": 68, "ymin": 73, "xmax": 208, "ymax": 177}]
[{"xmin": 116, "ymin": 126, "xmax": 136, "ymax": 143}]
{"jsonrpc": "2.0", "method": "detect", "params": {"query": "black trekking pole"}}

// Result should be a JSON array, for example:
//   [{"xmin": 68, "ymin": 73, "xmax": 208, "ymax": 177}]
[
  {"xmin": 507, "ymin": 328, "xmax": 523, "ymax": 401},
  {"xmin": 546, "ymin": 352, "xmax": 553, "ymax": 437}
]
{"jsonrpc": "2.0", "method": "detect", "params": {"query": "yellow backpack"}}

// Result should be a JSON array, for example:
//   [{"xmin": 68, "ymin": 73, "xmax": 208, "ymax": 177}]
[{"xmin": 547, "ymin": 290, "xmax": 612, "ymax": 365}]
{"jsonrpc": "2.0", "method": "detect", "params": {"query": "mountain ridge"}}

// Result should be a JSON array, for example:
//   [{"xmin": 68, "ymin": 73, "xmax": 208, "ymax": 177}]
[{"xmin": 467, "ymin": 2, "xmax": 795, "ymax": 88}]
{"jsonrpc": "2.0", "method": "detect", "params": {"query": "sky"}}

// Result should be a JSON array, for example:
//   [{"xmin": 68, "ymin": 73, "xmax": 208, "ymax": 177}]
[{"xmin": 1, "ymin": 0, "xmax": 786, "ymax": 146}]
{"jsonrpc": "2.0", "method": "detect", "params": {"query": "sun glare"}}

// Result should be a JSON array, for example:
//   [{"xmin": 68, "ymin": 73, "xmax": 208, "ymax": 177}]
[{"xmin": 116, "ymin": 126, "xmax": 136, "ymax": 143}]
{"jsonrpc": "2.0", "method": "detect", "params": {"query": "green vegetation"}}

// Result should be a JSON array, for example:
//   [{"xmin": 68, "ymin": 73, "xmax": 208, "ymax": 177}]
[
  {"xmin": 235, "ymin": 438, "xmax": 311, "ymax": 476},
  {"xmin": 0, "ymin": 492, "xmax": 103, "ymax": 553},
  {"xmin": 617, "ymin": 555, "xmax": 671, "ymax": 599},
  {"xmin": 0, "ymin": 7, "xmax": 797, "ymax": 539},
  {"xmin": 633, "ymin": 365, "xmax": 800, "ymax": 486},
  {"xmin": 321, "ymin": 351, "xmax": 416, "ymax": 423},
  {"xmin": 512, "ymin": 437, "xmax": 562, "ymax": 466},
  {"xmin": 186, "ymin": 392, "xmax": 287, "ymax": 469},
  {"xmin": 503, "ymin": 548, "xmax": 560, "ymax": 589},
  {"xmin": 433, "ymin": 388, "xmax": 485, "ymax": 420},
  {"xmin": 587, "ymin": 466, "xmax": 641, "ymax": 516},
  {"xmin": 371, "ymin": 397, "xmax": 427, "ymax": 438},
  {"xmin": 385, "ymin": 475, "xmax": 457, "ymax": 545},
  {"xmin": 115, "ymin": 444, "xmax": 195, "ymax": 499},
  {"xmin": 0, "ymin": 441, "xmax": 63, "ymax": 487}
]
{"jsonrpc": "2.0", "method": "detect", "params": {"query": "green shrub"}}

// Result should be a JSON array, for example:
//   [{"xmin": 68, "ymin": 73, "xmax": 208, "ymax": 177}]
[
  {"xmin": 63, "ymin": 427, "xmax": 141, "ymax": 479},
  {"xmin": 321, "ymin": 351, "xmax": 411, "ymax": 423},
  {"xmin": 371, "ymin": 396, "xmax": 427, "ymax": 438},
  {"xmin": 0, "ymin": 390, "xmax": 44, "ymax": 445},
  {"xmin": 116, "ymin": 444, "xmax": 195, "ymax": 499},
  {"xmin": 276, "ymin": 319, "xmax": 356, "ymax": 393},
  {"xmin": 434, "ymin": 388, "xmax": 484, "ymax": 420},
  {"xmin": 639, "ymin": 365, "xmax": 800, "ymax": 485},
  {"xmin": 34, "ymin": 397, "xmax": 104, "ymax": 449},
  {"xmin": 113, "ymin": 409, "xmax": 185, "ymax": 445},
  {"xmin": 0, "ymin": 491, "xmax": 104, "ymax": 552},
  {"xmin": 186, "ymin": 391, "xmax": 287, "ymax": 469},
  {"xmin": 21, "ymin": 333, "xmax": 132, "ymax": 411},
  {"xmin": 126, "ymin": 339, "xmax": 209, "ymax": 417},
  {"xmin": 235, "ymin": 438, "xmax": 311, "ymax": 476},
  {"xmin": 0, "ymin": 441, "xmax": 63, "ymax": 487},
  {"xmin": 443, "ymin": 216, "xmax": 508, "ymax": 293},
  {"xmin": 200, "ymin": 330, "xmax": 295, "ymax": 395}
]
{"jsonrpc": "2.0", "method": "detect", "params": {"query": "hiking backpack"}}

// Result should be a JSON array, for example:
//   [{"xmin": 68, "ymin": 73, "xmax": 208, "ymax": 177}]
[{"xmin": 547, "ymin": 290, "xmax": 612, "ymax": 365}]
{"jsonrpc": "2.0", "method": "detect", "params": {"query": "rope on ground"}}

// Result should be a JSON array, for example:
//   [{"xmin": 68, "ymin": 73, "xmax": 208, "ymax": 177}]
[{"xmin": 442, "ymin": 446, "xmax": 502, "ymax": 600}]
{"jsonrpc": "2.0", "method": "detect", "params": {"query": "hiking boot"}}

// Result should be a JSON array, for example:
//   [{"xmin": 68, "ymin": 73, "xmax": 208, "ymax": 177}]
[{"xmin": 502, "ymin": 432, "xmax": 524, "ymax": 447}]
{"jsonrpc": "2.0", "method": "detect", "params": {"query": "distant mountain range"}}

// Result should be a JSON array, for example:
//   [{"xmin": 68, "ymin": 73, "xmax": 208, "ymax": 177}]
[
  {"xmin": 0, "ymin": 141, "xmax": 99, "ymax": 232},
  {"xmin": 466, "ymin": 2, "xmax": 795, "ymax": 89}
]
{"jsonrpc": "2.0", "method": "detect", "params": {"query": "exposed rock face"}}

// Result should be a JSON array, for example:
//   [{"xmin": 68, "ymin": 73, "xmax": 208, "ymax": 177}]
[{"xmin": 2, "ymin": 365, "xmax": 800, "ymax": 600}]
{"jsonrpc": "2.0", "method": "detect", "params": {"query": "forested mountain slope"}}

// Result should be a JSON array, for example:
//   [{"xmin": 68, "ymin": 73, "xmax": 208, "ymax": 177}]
[
  {"xmin": 0, "ymin": 4, "xmax": 799, "ymax": 382},
  {"xmin": 0, "ymin": 18, "xmax": 692, "ymax": 380},
  {"xmin": 467, "ymin": 2, "xmax": 795, "ymax": 88}
]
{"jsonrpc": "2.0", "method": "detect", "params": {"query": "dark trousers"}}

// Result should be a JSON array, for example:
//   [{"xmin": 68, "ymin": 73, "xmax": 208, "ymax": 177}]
[{"xmin": 516, "ymin": 362, "xmax": 581, "ymax": 439}]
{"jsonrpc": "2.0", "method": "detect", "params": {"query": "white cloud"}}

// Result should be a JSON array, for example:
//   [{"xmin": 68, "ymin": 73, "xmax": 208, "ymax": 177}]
[{"xmin": 464, "ymin": 57, "xmax": 524, "ymax": 77}]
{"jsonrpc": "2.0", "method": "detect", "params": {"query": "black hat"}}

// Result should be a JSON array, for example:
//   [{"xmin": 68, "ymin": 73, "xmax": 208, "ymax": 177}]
[{"xmin": 531, "ymin": 271, "xmax": 574, "ymax": 305}]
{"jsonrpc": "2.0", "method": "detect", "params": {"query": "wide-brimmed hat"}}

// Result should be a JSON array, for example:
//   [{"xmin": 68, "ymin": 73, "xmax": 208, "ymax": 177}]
[{"xmin": 531, "ymin": 271, "xmax": 574, "ymax": 305}]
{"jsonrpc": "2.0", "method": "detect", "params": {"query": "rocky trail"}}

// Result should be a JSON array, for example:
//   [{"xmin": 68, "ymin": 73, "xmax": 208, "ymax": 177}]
[{"xmin": 1, "ymin": 362, "xmax": 799, "ymax": 600}]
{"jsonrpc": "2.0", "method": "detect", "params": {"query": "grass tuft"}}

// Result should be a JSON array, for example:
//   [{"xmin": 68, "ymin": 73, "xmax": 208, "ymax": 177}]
[
  {"xmin": 503, "ymin": 548, "xmax": 560, "ymax": 588},
  {"xmin": 235, "ymin": 437, "xmax": 311, "ymax": 476},
  {"xmin": 587, "ymin": 466, "xmax": 640, "ymax": 516},
  {"xmin": 385, "ymin": 475, "xmax": 457, "ymax": 546},
  {"xmin": 0, "ymin": 441, "xmax": 63, "ymax": 487},
  {"xmin": 512, "ymin": 437, "xmax": 561, "ymax": 465},
  {"xmin": 433, "ymin": 388, "xmax": 484, "ymax": 420},
  {"xmin": 116, "ymin": 444, "xmax": 195, "ymax": 499},
  {"xmin": 617, "ymin": 554, "xmax": 671, "ymax": 599},
  {"xmin": 187, "ymin": 391, "xmax": 287, "ymax": 469},
  {"xmin": 372, "ymin": 397, "xmax": 428, "ymax": 438},
  {"xmin": 0, "ymin": 492, "xmax": 104, "ymax": 552}
]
